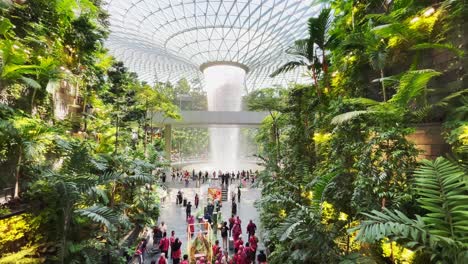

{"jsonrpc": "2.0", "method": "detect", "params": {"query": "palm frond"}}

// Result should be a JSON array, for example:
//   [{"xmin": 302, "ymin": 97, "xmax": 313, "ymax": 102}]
[
  {"xmin": 389, "ymin": 69, "xmax": 441, "ymax": 107},
  {"xmin": 351, "ymin": 208, "xmax": 429, "ymax": 247},
  {"xmin": 75, "ymin": 205, "xmax": 118, "ymax": 229},
  {"xmin": 312, "ymin": 172, "xmax": 338, "ymax": 205},
  {"xmin": 20, "ymin": 76, "xmax": 41, "ymax": 89},
  {"xmin": 270, "ymin": 61, "xmax": 307, "ymax": 77},
  {"xmin": 308, "ymin": 8, "xmax": 332, "ymax": 49},
  {"xmin": 331, "ymin": 110, "xmax": 370, "ymax": 125},
  {"xmin": 414, "ymin": 158, "xmax": 468, "ymax": 242},
  {"xmin": 411, "ymin": 43, "xmax": 465, "ymax": 57},
  {"xmin": 344, "ymin": 97, "xmax": 380, "ymax": 106}
]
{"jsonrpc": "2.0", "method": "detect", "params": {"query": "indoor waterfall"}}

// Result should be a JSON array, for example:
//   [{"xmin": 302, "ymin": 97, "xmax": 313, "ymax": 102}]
[{"xmin": 204, "ymin": 64, "xmax": 245, "ymax": 170}]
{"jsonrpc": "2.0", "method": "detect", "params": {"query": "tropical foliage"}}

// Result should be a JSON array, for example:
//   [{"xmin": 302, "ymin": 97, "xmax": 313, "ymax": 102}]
[
  {"xmin": 0, "ymin": 1, "xmax": 177, "ymax": 262},
  {"xmin": 254, "ymin": 0, "xmax": 467, "ymax": 263}
]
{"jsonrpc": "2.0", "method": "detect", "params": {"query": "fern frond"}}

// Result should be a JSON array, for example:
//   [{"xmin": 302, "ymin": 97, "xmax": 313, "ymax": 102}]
[
  {"xmin": 351, "ymin": 208, "xmax": 429, "ymax": 248},
  {"xmin": 389, "ymin": 70, "xmax": 441, "ymax": 107},
  {"xmin": 331, "ymin": 110, "xmax": 370, "ymax": 125},
  {"xmin": 75, "ymin": 205, "xmax": 118, "ymax": 229},
  {"xmin": 411, "ymin": 43, "xmax": 464, "ymax": 57},
  {"xmin": 414, "ymin": 158, "xmax": 468, "ymax": 243}
]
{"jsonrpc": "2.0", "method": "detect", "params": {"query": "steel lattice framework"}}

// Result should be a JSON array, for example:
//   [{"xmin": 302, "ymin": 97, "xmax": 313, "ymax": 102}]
[{"xmin": 105, "ymin": 0, "xmax": 322, "ymax": 91}]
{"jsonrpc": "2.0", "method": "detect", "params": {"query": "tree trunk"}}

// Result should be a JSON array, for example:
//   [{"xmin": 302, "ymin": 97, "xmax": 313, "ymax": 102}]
[
  {"xmin": 114, "ymin": 114, "xmax": 119, "ymax": 154},
  {"xmin": 30, "ymin": 88, "xmax": 37, "ymax": 115},
  {"xmin": 143, "ymin": 99, "xmax": 148, "ymax": 153},
  {"xmin": 60, "ymin": 205, "xmax": 71, "ymax": 264},
  {"xmin": 14, "ymin": 146, "xmax": 22, "ymax": 198},
  {"xmin": 380, "ymin": 69, "xmax": 387, "ymax": 102}
]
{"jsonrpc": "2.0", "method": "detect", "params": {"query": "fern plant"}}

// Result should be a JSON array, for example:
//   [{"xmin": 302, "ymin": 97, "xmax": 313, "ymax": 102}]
[{"xmin": 351, "ymin": 157, "xmax": 468, "ymax": 263}]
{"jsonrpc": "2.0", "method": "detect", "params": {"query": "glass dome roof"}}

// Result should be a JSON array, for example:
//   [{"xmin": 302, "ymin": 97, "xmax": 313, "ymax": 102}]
[{"xmin": 105, "ymin": 0, "xmax": 322, "ymax": 91}]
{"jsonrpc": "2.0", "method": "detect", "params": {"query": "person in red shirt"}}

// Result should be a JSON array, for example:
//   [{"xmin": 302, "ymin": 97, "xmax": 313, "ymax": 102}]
[
  {"xmin": 169, "ymin": 230, "xmax": 176, "ymax": 257},
  {"xmin": 228, "ymin": 215, "xmax": 235, "ymax": 237},
  {"xmin": 244, "ymin": 242, "xmax": 255, "ymax": 264},
  {"xmin": 232, "ymin": 220, "xmax": 242, "ymax": 242},
  {"xmin": 188, "ymin": 215, "xmax": 195, "ymax": 236},
  {"xmin": 212, "ymin": 240, "xmax": 220, "ymax": 257},
  {"xmin": 246, "ymin": 220, "xmax": 257, "ymax": 239},
  {"xmin": 159, "ymin": 233, "xmax": 170, "ymax": 259},
  {"xmin": 171, "ymin": 238, "xmax": 182, "ymax": 264},
  {"xmin": 234, "ymin": 236, "xmax": 243, "ymax": 253},
  {"xmin": 181, "ymin": 254, "xmax": 189, "ymax": 264},
  {"xmin": 249, "ymin": 234, "xmax": 258, "ymax": 256},
  {"xmin": 158, "ymin": 253, "xmax": 168, "ymax": 264}
]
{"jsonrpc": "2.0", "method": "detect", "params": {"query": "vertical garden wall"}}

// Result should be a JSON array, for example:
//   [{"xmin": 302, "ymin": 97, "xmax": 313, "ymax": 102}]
[{"xmin": 0, "ymin": 0, "xmax": 179, "ymax": 262}]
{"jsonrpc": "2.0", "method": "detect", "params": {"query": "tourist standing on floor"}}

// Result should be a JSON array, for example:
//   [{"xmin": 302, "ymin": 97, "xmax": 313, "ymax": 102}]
[
  {"xmin": 167, "ymin": 230, "xmax": 175, "ymax": 259},
  {"xmin": 246, "ymin": 220, "xmax": 257, "ymax": 239},
  {"xmin": 249, "ymin": 233, "xmax": 258, "ymax": 257},
  {"xmin": 232, "ymin": 200, "xmax": 237, "ymax": 216},
  {"xmin": 176, "ymin": 190, "xmax": 182, "ymax": 205},
  {"xmin": 232, "ymin": 219, "xmax": 242, "ymax": 242},
  {"xmin": 195, "ymin": 193, "xmax": 199, "ymax": 209},
  {"xmin": 212, "ymin": 240, "xmax": 221, "ymax": 258},
  {"xmin": 228, "ymin": 215, "xmax": 235, "ymax": 237},
  {"xmin": 181, "ymin": 254, "xmax": 189, "ymax": 264},
  {"xmin": 159, "ymin": 233, "xmax": 170, "ymax": 259},
  {"xmin": 257, "ymin": 250, "xmax": 267, "ymax": 264},
  {"xmin": 237, "ymin": 186, "xmax": 241, "ymax": 203},
  {"xmin": 221, "ymin": 221, "xmax": 229, "ymax": 250},
  {"xmin": 159, "ymin": 221, "xmax": 167, "ymax": 235},
  {"xmin": 244, "ymin": 242, "xmax": 255, "ymax": 264},
  {"xmin": 186, "ymin": 201, "xmax": 192, "ymax": 219},
  {"xmin": 158, "ymin": 253, "xmax": 168, "ymax": 264},
  {"xmin": 171, "ymin": 238, "xmax": 182, "ymax": 264},
  {"xmin": 234, "ymin": 235, "xmax": 243, "ymax": 252},
  {"xmin": 188, "ymin": 215, "xmax": 195, "ymax": 236}
]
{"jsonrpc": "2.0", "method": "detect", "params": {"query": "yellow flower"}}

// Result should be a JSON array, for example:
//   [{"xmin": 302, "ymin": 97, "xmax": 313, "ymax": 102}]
[
  {"xmin": 338, "ymin": 212, "xmax": 348, "ymax": 221},
  {"xmin": 279, "ymin": 209, "xmax": 287, "ymax": 218}
]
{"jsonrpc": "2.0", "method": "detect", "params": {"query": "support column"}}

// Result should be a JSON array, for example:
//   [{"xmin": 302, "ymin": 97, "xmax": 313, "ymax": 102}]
[{"xmin": 164, "ymin": 124, "xmax": 172, "ymax": 161}]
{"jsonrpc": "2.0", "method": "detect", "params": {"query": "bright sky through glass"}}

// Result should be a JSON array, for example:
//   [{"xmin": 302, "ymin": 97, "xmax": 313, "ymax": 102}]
[{"xmin": 105, "ymin": 0, "xmax": 322, "ymax": 91}]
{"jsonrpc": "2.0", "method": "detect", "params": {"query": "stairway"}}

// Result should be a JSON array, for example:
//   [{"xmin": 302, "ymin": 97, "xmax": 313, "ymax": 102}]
[{"xmin": 221, "ymin": 186, "xmax": 228, "ymax": 201}]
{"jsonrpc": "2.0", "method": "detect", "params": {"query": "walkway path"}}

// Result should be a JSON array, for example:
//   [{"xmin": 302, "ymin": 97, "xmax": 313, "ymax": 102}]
[{"xmin": 143, "ymin": 179, "xmax": 263, "ymax": 263}]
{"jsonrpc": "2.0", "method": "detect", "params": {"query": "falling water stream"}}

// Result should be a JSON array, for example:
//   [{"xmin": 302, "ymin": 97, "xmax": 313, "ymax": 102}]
[{"xmin": 203, "ymin": 64, "xmax": 245, "ymax": 171}]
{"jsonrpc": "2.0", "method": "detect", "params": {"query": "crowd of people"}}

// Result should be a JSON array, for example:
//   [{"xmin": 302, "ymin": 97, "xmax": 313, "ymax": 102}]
[
  {"xmin": 133, "ymin": 167, "xmax": 266, "ymax": 263},
  {"xmin": 162, "ymin": 169, "xmax": 259, "ymax": 188}
]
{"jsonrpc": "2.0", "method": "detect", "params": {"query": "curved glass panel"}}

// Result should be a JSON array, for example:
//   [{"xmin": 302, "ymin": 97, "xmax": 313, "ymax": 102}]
[{"xmin": 105, "ymin": 0, "xmax": 322, "ymax": 91}]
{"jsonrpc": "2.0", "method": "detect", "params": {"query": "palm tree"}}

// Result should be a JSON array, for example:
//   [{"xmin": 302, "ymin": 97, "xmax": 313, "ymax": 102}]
[
  {"xmin": 351, "ymin": 158, "xmax": 468, "ymax": 263},
  {"xmin": 270, "ymin": 8, "xmax": 333, "ymax": 96},
  {"xmin": 10, "ymin": 116, "xmax": 56, "ymax": 198},
  {"xmin": 343, "ymin": 22, "xmax": 389, "ymax": 101},
  {"xmin": 331, "ymin": 69, "xmax": 441, "ymax": 125}
]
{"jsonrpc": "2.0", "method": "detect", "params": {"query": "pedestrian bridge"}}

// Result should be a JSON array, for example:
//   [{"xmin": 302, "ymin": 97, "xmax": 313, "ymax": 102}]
[{"xmin": 151, "ymin": 111, "xmax": 269, "ymax": 127}]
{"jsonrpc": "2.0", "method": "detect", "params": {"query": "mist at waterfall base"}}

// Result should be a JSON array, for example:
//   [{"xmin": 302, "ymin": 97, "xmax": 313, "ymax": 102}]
[{"xmin": 204, "ymin": 65, "xmax": 244, "ymax": 171}]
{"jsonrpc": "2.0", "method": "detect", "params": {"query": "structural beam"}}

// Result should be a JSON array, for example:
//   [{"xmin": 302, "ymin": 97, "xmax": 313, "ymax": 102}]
[{"xmin": 151, "ymin": 111, "xmax": 268, "ymax": 127}]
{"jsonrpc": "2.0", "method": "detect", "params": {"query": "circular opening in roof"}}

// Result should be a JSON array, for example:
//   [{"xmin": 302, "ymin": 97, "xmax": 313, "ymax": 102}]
[{"xmin": 200, "ymin": 61, "xmax": 249, "ymax": 73}]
